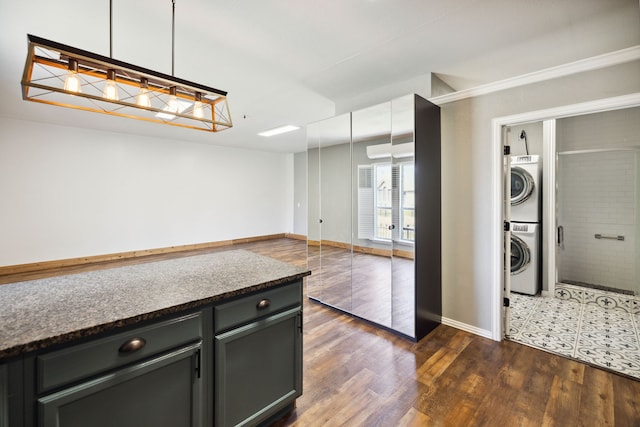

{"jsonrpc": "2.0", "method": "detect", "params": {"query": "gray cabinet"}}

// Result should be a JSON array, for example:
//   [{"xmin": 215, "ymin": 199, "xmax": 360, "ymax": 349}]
[
  {"xmin": 31, "ymin": 311, "xmax": 205, "ymax": 427},
  {"xmin": 214, "ymin": 282, "xmax": 303, "ymax": 427},
  {"xmin": 0, "ymin": 360, "xmax": 23, "ymax": 427},
  {"xmin": 0, "ymin": 365, "xmax": 5, "ymax": 427},
  {"xmin": 1, "ymin": 280, "xmax": 303, "ymax": 427},
  {"xmin": 38, "ymin": 342, "xmax": 202, "ymax": 427},
  {"xmin": 1, "ymin": 363, "xmax": 14, "ymax": 427}
]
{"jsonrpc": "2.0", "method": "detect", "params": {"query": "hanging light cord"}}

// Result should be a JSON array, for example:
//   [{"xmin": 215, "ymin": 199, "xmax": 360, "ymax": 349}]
[
  {"xmin": 109, "ymin": 0, "xmax": 113, "ymax": 58},
  {"xmin": 108, "ymin": 0, "xmax": 175, "ymax": 75},
  {"xmin": 172, "ymin": 0, "xmax": 176, "ymax": 76}
]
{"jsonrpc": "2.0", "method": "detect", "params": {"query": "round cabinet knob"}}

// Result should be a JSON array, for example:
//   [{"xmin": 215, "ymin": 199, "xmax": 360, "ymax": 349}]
[
  {"xmin": 118, "ymin": 337, "xmax": 147, "ymax": 353},
  {"xmin": 256, "ymin": 299, "xmax": 271, "ymax": 310}
]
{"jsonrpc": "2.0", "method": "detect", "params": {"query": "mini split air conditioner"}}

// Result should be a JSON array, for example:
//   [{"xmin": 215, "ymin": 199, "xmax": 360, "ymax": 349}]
[{"xmin": 365, "ymin": 142, "xmax": 414, "ymax": 159}]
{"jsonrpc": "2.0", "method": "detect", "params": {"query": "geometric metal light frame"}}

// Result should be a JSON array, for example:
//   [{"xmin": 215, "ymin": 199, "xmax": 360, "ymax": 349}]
[{"xmin": 21, "ymin": 34, "xmax": 232, "ymax": 133}]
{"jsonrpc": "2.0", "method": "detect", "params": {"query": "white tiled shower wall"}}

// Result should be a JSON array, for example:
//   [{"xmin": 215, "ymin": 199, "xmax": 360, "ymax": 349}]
[
  {"xmin": 556, "ymin": 107, "xmax": 640, "ymax": 294},
  {"xmin": 557, "ymin": 151, "xmax": 636, "ymax": 291}
]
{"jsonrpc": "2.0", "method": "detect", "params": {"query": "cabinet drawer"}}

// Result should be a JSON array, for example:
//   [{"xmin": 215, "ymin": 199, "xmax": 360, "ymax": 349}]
[
  {"xmin": 214, "ymin": 281, "xmax": 301, "ymax": 333},
  {"xmin": 37, "ymin": 311, "xmax": 202, "ymax": 394}
]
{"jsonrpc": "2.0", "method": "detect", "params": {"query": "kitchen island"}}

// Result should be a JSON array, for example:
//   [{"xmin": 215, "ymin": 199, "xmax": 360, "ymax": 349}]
[{"xmin": 0, "ymin": 249, "xmax": 310, "ymax": 427}]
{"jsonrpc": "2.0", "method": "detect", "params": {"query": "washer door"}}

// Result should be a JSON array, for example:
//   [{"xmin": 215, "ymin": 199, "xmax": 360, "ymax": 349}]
[
  {"xmin": 511, "ymin": 167, "xmax": 535, "ymax": 206},
  {"xmin": 510, "ymin": 235, "xmax": 531, "ymax": 275}
]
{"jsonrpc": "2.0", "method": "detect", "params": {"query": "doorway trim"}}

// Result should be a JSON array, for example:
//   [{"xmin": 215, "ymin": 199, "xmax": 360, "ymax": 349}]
[{"xmin": 490, "ymin": 92, "xmax": 640, "ymax": 341}]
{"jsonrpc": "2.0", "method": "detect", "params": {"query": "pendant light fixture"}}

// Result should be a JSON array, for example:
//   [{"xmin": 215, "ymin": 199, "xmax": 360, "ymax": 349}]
[{"xmin": 20, "ymin": 0, "xmax": 232, "ymax": 133}]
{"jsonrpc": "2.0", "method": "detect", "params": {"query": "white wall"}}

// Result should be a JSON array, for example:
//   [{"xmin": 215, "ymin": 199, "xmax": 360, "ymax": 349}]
[
  {"xmin": 293, "ymin": 151, "xmax": 307, "ymax": 236},
  {"xmin": 0, "ymin": 116, "xmax": 294, "ymax": 266}
]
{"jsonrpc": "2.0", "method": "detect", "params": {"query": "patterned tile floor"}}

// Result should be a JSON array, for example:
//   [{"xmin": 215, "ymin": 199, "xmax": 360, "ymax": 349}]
[{"xmin": 509, "ymin": 283, "xmax": 640, "ymax": 380}]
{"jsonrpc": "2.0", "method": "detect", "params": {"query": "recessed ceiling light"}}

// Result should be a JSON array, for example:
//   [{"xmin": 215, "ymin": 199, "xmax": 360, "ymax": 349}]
[{"xmin": 258, "ymin": 125, "xmax": 300, "ymax": 137}]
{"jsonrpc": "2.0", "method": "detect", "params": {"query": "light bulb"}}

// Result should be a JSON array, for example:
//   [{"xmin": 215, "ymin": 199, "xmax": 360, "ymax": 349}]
[
  {"xmin": 64, "ymin": 59, "xmax": 81, "ymax": 93},
  {"xmin": 167, "ymin": 95, "xmax": 178, "ymax": 114},
  {"xmin": 102, "ymin": 70, "xmax": 119, "ymax": 101},
  {"xmin": 193, "ymin": 101, "xmax": 204, "ymax": 118},
  {"xmin": 103, "ymin": 81, "xmax": 119, "ymax": 100},
  {"xmin": 64, "ymin": 73, "xmax": 81, "ymax": 93},
  {"xmin": 192, "ymin": 92, "xmax": 205, "ymax": 118},
  {"xmin": 136, "ymin": 78, "xmax": 151, "ymax": 108},
  {"xmin": 137, "ymin": 88, "xmax": 151, "ymax": 107}
]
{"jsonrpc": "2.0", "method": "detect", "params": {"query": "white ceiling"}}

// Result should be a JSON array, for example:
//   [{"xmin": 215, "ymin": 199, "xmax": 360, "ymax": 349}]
[{"xmin": 1, "ymin": 0, "xmax": 638, "ymax": 153}]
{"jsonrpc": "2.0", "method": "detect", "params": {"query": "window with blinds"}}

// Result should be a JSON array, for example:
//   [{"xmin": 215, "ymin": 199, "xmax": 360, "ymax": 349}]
[
  {"xmin": 357, "ymin": 162, "xmax": 415, "ymax": 243},
  {"xmin": 400, "ymin": 163, "xmax": 415, "ymax": 241},
  {"xmin": 357, "ymin": 165, "xmax": 374, "ymax": 239}
]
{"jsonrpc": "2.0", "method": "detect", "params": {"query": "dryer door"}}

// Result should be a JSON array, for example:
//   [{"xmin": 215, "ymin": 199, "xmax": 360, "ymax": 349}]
[
  {"xmin": 510, "ymin": 167, "xmax": 535, "ymax": 206},
  {"xmin": 510, "ymin": 234, "xmax": 531, "ymax": 275}
]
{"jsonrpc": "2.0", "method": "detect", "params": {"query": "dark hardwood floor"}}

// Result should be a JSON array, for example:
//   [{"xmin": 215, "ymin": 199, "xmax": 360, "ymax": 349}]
[
  {"xmin": 4, "ymin": 237, "xmax": 639, "ymax": 426},
  {"xmin": 306, "ymin": 244, "xmax": 415, "ymax": 336},
  {"xmin": 240, "ymin": 239, "xmax": 640, "ymax": 427}
]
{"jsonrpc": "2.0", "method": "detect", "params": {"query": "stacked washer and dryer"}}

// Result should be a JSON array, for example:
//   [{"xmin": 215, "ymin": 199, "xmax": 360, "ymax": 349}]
[{"xmin": 510, "ymin": 155, "xmax": 542, "ymax": 295}]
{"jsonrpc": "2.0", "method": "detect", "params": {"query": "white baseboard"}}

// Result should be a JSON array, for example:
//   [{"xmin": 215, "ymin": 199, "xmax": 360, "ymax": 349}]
[{"xmin": 441, "ymin": 317, "xmax": 495, "ymax": 341}]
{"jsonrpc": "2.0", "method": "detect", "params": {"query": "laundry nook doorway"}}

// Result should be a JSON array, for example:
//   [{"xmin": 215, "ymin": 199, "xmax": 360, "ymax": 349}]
[{"xmin": 492, "ymin": 93, "xmax": 640, "ymax": 379}]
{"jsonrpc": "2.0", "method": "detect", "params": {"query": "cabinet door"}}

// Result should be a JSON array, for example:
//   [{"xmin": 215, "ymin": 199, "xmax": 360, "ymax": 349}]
[
  {"xmin": 38, "ymin": 342, "xmax": 202, "ymax": 427},
  {"xmin": 215, "ymin": 307, "xmax": 302, "ymax": 427},
  {"xmin": 351, "ymin": 102, "xmax": 393, "ymax": 328},
  {"xmin": 307, "ymin": 113, "xmax": 353, "ymax": 310},
  {"xmin": 391, "ymin": 94, "xmax": 417, "ymax": 338},
  {"xmin": 1, "ymin": 360, "xmax": 24, "ymax": 427}
]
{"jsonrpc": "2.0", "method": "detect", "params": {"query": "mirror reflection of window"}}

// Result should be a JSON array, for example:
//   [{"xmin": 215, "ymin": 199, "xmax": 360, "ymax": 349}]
[
  {"xmin": 375, "ymin": 163, "xmax": 392, "ymax": 240},
  {"xmin": 401, "ymin": 163, "xmax": 415, "ymax": 242},
  {"xmin": 362, "ymin": 161, "xmax": 415, "ymax": 242}
]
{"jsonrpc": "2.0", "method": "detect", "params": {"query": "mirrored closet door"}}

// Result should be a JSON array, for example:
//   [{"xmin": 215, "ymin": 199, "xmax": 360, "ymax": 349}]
[
  {"xmin": 307, "ymin": 113, "xmax": 353, "ymax": 313},
  {"xmin": 307, "ymin": 94, "xmax": 441, "ymax": 341}
]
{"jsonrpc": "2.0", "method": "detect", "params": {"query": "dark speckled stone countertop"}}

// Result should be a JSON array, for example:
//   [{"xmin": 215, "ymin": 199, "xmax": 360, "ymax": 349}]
[{"xmin": 0, "ymin": 249, "xmax": 310, "ymax": 361}]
